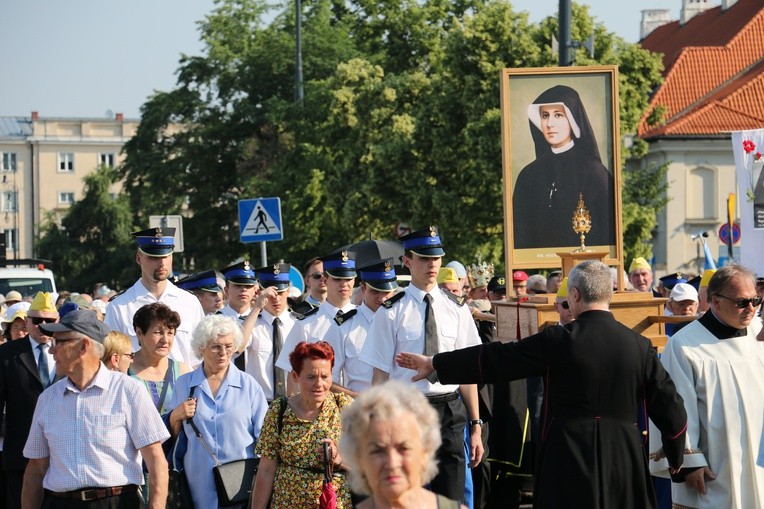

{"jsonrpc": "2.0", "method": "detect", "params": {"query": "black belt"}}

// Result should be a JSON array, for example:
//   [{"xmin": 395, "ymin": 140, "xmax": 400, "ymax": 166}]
[
  {"xmin": 426, "ymin": 391, "xmax": 459, "ymax": 404},
  {"xmin": 50, "ymin": 484, "xmax": 138, "ymax": 502}
]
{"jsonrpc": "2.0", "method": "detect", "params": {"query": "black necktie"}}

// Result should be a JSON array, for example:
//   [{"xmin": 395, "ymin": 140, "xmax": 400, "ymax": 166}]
[
  {"xmin": 272, "ymin": 317, "xmax": 285, "ymax": 398},
  {"xmin": 233, "ymin": 314, "xmax": 247, "ymax": 370},
  {"xmin": 424, "ymin": 294, "xmax": 439, "ymax": 356},
  {"xmin": 37, "ymin": 344, "xmax": 51, "ymax": 388}
]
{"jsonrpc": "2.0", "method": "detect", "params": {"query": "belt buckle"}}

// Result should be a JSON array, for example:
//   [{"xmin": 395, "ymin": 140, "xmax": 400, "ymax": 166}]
[{"xmin": 79, "ymin": 489, "xmax": 96, "ymax": 502}]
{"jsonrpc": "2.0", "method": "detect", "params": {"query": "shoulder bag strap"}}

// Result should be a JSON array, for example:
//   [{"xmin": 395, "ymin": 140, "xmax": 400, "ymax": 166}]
[
  {"xmin": 187, "ymin": 386, "xmax": 222, "ymax": 466},
  {"xmin": 155, "ymin": 360, "xmax": 174, "ymax": 413}
]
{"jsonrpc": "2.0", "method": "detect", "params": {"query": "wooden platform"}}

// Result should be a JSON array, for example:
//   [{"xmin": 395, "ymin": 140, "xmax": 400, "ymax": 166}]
[{"xmin": 494, "ymin": 292, "xmax": 684, "ymax": 351}]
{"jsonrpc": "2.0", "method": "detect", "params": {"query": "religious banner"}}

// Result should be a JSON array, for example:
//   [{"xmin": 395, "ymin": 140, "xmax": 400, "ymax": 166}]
[
  {"xmin": 500, "ymin": 66, "xmax": 623, "ymax": 271},
  {"xmin": 731, "ymin": 128, "xmax": 764, "ymax": 273}
]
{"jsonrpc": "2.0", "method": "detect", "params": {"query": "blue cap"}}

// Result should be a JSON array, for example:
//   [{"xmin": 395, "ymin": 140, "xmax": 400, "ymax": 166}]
[
  {"xmin": 321, "ymin": 251, "xmax": 357, "ymax": 279},
  {"xmin": 221, "ymin": 261, "xmax": 257, "ymax": 285},
  {"xmin": 132, "ymin": 227, "xmax": 175, "ymax": 257},
  {"xmin": 359, "ymin": 258, "xmax": 398, "ymax": 292},
  {"xmin": 256, "ymin": 263, "xmax": 291, "ymax": 292},
  {"xmin": 659, "ymin": 273, "xmax": 686, "ymax": 290},
  {"xmin": 177, "ymin": 270, "xmax": 222, "ymax": 293},
  {"xmin": 400, "ymin": 226, "xmax": 445, "ymax": 257},
  {"xmin": 58, "ymin": 302, "xmax": 79, "ymax": 318}
]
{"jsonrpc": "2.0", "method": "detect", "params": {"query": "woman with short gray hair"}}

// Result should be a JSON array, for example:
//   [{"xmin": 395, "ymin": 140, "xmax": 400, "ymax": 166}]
[
  {"xmin": 167, "ymin": 314, "xmax": 268, "ymax": 508},
  {"xmin": 339, "ymin": 381, "xmax": 465, "ymax": 509}
]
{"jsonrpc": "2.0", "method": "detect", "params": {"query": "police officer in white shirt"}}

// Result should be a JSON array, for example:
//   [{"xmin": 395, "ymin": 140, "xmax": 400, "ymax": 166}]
[
  {"xmin": 105, "ymin": 228, "xmax": 204, "ymax": 367},
  {"xmin": 359, "ymin": 226, "xmax": 483, "ymax": 503},
  {"xmin": 276, "ymin": 250, "xmax": 357, "ymax": 394},
  {"xmin": 244, "ymin": 263, "xmax": 295, "ymax": 402},
  {"xmin": 324, "ymin": 258, "xmax": 398, "ymax": 397}
]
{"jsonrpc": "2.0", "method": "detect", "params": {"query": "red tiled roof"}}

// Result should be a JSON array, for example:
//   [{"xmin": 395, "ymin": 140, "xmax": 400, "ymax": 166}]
[{"xmin": 638, "ymin": 0, "xmax": 764, "ymax": 138}]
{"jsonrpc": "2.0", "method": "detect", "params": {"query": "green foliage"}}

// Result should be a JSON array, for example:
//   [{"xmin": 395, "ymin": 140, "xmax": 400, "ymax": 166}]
[
  {"xmin": 107, "ymin": 0, "xmax": 667, "ymax": 273},
  {"xmin": 621, "ymin": 162, "xmax": 669, "ymax": 265},
  {"xmin": 36, "ymin": 165, "xmax": 135, "ymax": 291}
]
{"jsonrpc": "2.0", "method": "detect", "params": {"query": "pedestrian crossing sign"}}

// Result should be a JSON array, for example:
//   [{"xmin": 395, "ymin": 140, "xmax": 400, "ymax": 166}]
[{"xmin": 239, "ymin": 197, "xmax": 283, "ymax": 243}]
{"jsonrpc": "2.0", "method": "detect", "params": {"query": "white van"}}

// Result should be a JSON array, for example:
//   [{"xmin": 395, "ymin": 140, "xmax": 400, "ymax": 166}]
[{"xmin": 0, "ymin": 260, "xmax": 57, "ymax": 299}]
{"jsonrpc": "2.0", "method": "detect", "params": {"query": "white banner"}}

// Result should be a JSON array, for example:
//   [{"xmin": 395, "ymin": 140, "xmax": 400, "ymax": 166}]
[{"xmin": 731, "ymin": 128, "xmax": 764, "ymax": 274}]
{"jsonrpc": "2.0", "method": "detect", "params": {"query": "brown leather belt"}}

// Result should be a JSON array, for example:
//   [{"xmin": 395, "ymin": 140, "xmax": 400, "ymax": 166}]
[{"xmin": 50, "ymin": 484, "xmax": 138, "ymax": 502}]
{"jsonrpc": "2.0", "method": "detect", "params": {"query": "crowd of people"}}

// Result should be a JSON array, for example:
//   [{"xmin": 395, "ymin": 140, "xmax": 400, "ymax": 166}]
[{"xmin": 0, "ymin": 224, "xmax": 762, "ymax": 509}]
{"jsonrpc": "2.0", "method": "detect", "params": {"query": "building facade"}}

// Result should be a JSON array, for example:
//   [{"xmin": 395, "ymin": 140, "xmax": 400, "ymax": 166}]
[
  {"xmin": 0, "ymin": 112, "xmax": 138, "ymax": 260},
  {"xmin": 633, "ymin": 0, "xmax": 763, "ymax": 275}
]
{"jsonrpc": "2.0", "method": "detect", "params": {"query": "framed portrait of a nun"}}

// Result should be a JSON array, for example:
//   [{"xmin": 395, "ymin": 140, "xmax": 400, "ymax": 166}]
[{"xmin": 500, "ymin": 66, "xmax": 623, "ymax": 270}]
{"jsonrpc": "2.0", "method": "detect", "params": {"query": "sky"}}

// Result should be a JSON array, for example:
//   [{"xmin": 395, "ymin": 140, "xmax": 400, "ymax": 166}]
[{"xmin": 1, "ymin": 1, "xmax": 704, "ymax": 119}]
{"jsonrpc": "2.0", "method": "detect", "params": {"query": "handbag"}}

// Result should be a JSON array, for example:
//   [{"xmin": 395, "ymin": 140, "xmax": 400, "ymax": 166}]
[
  {"xmin": 167, "ymin": 388, "xmax": 194, "ymax": 509},
  {"xmin": 187, "ymin": 387, "xmax": 259, "ymax": 507},
  {"xmin": 319, "ymin": 442, "xmax": 337, "ymax": 509}
]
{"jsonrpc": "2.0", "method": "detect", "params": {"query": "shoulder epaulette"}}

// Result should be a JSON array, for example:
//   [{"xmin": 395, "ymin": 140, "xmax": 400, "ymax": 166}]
[
  {"xmin": 381, "ymin": 291, "xmax": 406, "ymax": 309},
  {"xmin": 290, "ymin": 300, "xmax": 316, "ymax": 316},
  {"xmin": 108, "ymin": 290, "xmax": 126, "ymax": 302},
  {"xmin": 292, "ymin": 306, "xmax": 319, "ymax": 321},
  {"xmin": 442, "ymin": 289, "xmax": 466, "ymax": 306},
  {"xmin": 334, "ymin": 309, "xmax": 358, "ymax": 325}
]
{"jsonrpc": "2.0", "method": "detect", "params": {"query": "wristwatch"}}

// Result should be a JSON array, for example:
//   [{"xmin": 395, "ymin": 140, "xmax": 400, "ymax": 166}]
[{"xmin": 470, "ymin": 419, "xmax": 484, "ymax": 427}]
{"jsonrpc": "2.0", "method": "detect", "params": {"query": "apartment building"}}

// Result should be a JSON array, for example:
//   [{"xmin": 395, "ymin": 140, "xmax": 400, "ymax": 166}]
[{"xmin": 0, "ymin": 112, "xmax": 138, "ymax": 259}]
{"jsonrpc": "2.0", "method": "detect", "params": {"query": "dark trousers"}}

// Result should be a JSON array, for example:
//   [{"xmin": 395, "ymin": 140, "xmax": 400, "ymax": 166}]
[
  {"xmin": 427, "ymin": 395, "xmax": 467, "ymax": 502},
  {"xmin": 6, "ymin": 468, "xmax": 24, "ymax": 509},
  {"xmin": 42, "ymin": 490, "xmax": 141, "ymax": 509}
]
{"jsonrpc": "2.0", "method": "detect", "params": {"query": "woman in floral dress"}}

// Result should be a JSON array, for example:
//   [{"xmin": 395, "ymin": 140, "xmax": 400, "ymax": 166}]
[{"xmin": 251, "ymin": 341, "xmax": 353, "ymax": 509}]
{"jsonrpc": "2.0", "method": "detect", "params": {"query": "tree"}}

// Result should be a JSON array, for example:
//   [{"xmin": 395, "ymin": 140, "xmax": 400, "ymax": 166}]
[
  {"xmin": 119, "ymin": 0, "xmax": 666, "ymax": 272},
  {"xmin": 36, "ymin": 165, "xmax": 135, "ymax": 291}
]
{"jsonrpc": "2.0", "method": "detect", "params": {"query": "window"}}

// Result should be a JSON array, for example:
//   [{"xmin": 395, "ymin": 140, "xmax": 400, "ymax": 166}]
[
  {"xmin": 1, "ymin": 191, "xmax": 17, "ymax": 212},
  {"xmin": 3, "ymin": 229, "xmax": 16, "ymax": 252},
  {"xmin": 687, "ymin": 167, "xmax": 716, "ymax": 219},
  {"xmin": 58, "ymin": 152, "xmax": 74, "ymax": 172},
  {"xmin": 58, "ymin": 192, "xmax": 75, "ymax": 204},
  {"xmin": 1, "ymin": 152, "xmax": 17, "ymax": 172},
  {"xmin": 99, "ymin": 153, "xmax": 115, "ymax": 168}
]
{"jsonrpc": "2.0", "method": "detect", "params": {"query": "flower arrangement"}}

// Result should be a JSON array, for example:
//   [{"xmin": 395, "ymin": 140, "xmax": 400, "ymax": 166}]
[{"xmin": 742, "ymin": 139, "xmax": 763, "ymax": 202}]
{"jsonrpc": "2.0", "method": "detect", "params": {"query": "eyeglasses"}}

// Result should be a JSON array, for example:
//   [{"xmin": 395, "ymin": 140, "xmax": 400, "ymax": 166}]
[
  {"xmin": 51, "ymin": 336, "xmax": 81, "ymax": 347},
  {"xmin": 30, "ymin": 317, "xmax": 58, "ymax": 325},
  {"xmin": 123, "ymin": 352, "xmax": 136, "ymax": 359},
  {"xmin": 560, "ymin": 301, "xmax": 570, "ymax": 310},
  {"xmin": 715, "ymin": 294, "xmax": 763, "ymax": 309},
  {"xmin": 309, "ymin": 272, "xmax": 325, "ymax": 280},
  {"xmin": 207, "ymin": 344, "xmax": 235, "ymax": 355}
]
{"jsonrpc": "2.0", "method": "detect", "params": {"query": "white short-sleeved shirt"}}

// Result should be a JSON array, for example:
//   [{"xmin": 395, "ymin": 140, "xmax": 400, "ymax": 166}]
[
  {"xmin": 23, "ymin": 365, "xmax": 170, "ymax": 492},
  {"xmin": 105, "ymin": 279, "xmax": 204, "ymax": 367},
  {"xmin": 323, "ymin": 303, "xmax": 375, "ymax": 393},
  {"xmin": 244, "ymin": 309, "xmax": 295, "ymax": 400},
  {"xmin": 276, "ymin": 301, "xmax": 355, "ymax": 382},
  {"xmin": 360, "ymin": 285, "xmax": 480, "ymax": 394}
]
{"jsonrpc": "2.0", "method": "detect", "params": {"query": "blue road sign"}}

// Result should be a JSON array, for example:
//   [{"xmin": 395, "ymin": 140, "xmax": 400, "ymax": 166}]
[
  {"xmin": 239, "ymin": 198, "xmax": 283, "ymax": 243},
  {"xmin": 289, "ymin": 265, "xmax": 305, "ymax": 294}
]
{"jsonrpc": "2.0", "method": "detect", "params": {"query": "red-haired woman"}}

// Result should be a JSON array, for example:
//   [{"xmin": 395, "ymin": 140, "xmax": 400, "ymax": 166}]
[{"xmin": 251, "ymin": 341, "xmax": 353, "ymax": 509}]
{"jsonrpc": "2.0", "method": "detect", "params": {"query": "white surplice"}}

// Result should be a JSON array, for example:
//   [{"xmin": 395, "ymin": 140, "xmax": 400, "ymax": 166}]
[{"xmin": 652, "ymin": 317, "xmax": 764, "ymax": 508}]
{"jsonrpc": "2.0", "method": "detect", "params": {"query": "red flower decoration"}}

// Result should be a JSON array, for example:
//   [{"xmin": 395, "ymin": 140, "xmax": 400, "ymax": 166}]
[
  {"xmin": 756, "ymin": 152, "xmax": 763, "ymax": 161},
  {"xmin": 743, "ymin": 140, "xmax": 756, "ymax": 153}
]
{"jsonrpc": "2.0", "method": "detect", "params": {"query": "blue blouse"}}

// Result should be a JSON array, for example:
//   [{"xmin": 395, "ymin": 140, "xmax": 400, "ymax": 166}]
[{"xmin": 167, "ymin": 364, "xmax": 268, "ymax": 509}]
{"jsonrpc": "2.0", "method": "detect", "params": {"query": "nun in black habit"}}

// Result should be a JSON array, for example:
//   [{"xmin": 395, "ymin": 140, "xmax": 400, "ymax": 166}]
[{"xmin": 512, "ymin": 85, "xmax": 615, "ymax": 249}]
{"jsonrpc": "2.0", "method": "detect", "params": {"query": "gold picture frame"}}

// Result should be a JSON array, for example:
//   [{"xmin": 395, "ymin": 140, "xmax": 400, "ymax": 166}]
[{"xmin": 500, "ymin": 65, "xmax": 623, "ymax": 271}]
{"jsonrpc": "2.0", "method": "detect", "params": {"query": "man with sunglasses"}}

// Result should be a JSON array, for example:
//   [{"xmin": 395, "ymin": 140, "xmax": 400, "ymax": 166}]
[
  {"xmin": 301, "ymin": 257, "xmax": 327, "ymax": 307},
  {"xmin": 0, "ymin": 292, "xmax": 58, "ymax": 509},
  {"xmin": 651, "ymin": 264, "xmax": 764, "ymax": 509}
]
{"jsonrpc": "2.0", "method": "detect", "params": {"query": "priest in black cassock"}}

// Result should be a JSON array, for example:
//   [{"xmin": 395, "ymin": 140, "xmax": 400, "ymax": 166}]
[{"xmin": 397, "ymin": 260, "xmax": 687, "ymax": 509}]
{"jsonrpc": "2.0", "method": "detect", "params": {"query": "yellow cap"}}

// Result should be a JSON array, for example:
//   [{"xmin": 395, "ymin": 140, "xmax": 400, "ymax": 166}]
[
  {"xmin": 628, "ymin": 257, "xmax": 651, "ymax": 274},
  {"xmin": 699, "ymin": 269, "xmax": 716, "ymax": 288},
  {"xmin": 29, "ymin": 292, "xmax": 57, "ymax": 313},
  {"xmin": 556, "ymin": 277, "xmax": 569, "ymax": 298},
  {"xmin": 437, "ymin": 267, "xmax": 459, "ymax": 284}
]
